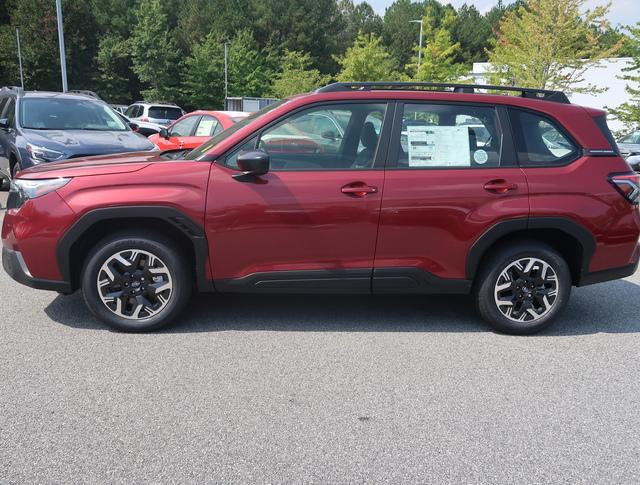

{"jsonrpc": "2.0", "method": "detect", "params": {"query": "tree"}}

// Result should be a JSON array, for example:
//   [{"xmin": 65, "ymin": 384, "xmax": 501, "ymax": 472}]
[
  {"xmin": 449, "ymin": 5, "xmax": 492, "ymax": 64},
  {"xmin": 407, "ymin": 8, "xmax": 466, "ymax": 82},
  {"xmin": 609, "ymin": 24, "xmax": 640, "ymax": 130},
  {"xmin": 130, "ymin": 0, "xmax": 182, "ymax": 101},
  {"xmin": 181, "ymin": 33, "xmax": 225, "ymax": 110},
  {"xmin": 271, "ymin": 50, "xmax": 331, "ymax": 97},
  {"xmin": 338, "ymin": 0, "xmax": 383, "ymax": 48},
  {"xmin": 382, "ymin": 0, "xmax": 427, "ymax": 69},
  {"xmin": 336, "ymin": 33, "xmax": 398, "ymax": 82},
  {"xmin": 228, "ymin": 29, "xmax": 273, "ymax": 98},
  {"xmin": 488, "ymin": 0, "xmax": 622, "ymax": 92}
]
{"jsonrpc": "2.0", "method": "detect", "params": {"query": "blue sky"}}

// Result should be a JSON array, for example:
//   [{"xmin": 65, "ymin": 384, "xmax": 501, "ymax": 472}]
[{"xmin": 362, "ymin": 0, "xmax": 639, "ymax": 27}]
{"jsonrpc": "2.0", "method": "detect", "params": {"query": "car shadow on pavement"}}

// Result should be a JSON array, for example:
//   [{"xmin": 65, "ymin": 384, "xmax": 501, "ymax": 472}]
[{"xmin": 44, "ymin": 277, "xmax": 640, "ymax": 336}]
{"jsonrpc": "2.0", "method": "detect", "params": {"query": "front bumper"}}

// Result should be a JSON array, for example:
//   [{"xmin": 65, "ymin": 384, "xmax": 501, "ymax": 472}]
[{"xmin": 2, "ymin": 246, "xmax": 71, "ymax": 293}]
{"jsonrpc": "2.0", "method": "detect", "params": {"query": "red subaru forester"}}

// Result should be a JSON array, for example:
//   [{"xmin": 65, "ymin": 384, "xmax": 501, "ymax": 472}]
[{"xmin": 3, "ymin": 82, "xmax": 639, "ymax": 334}]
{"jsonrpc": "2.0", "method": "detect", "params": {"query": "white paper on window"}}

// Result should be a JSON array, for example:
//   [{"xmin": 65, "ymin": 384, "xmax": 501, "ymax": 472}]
[
  {"xmin": 195, "ymin": 119, "xmax": 215, "ymax": 136},
  {"xmin": 407, "ymin": 125, "xmax": 471, "ymax": 167}
]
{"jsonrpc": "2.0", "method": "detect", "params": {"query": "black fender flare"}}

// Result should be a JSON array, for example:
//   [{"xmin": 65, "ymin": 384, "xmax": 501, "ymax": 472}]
[
  {"xmin": 465, "ymin": 217, "xmax": 596, "ymax": 280},
  {"xmin": 56, "ymin": 206, "xmax": 213, "ymax": 291}
]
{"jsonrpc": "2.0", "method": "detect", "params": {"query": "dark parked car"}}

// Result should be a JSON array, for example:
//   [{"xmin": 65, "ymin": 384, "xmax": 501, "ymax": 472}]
[
  {"xmin": 0, "ymin": 87, "xmax": 155, "ymax": 182},
  {"xmin": 2, "ymin": 82, "xmax": 639, "ymax": 334}
]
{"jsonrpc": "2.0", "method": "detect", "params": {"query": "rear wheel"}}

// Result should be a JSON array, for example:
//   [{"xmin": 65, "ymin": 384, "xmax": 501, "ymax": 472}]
[
  {"xmin": 474, "ymin": 241, "xmax": 571, "ymax": 334},
  {"xmin": 81, "ymin": 232, "xmax": 192, "ymax": 331}
]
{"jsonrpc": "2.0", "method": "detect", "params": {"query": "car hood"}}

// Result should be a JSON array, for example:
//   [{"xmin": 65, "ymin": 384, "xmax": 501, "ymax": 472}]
[
  {"xmin": 23, "ymin": 129, "xmax": 155, "ymax": 156},
  {"xmin": 20, "ymin": 151, "xmax": 164, "ymax": 179}
]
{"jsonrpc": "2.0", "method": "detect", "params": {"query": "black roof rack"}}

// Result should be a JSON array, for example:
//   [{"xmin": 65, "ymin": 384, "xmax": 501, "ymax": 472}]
[
  {"xmin": 316, "ymin": 82, "xmax": 570, "ymax": 104},
  {"xmin": 67, "ymin": 89, "xmax": 102, "ymax": 100}
]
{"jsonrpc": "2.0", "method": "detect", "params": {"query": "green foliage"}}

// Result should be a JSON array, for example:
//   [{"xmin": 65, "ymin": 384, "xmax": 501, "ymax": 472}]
[
  {"xmin": 449, "ymin": 5, "xmax": 492, "ymax": 64},
  {"xmin": 407, "ymin": 8, "xmax": 465, "ymax": 82},
  {"xmin": 181, "ymin": 34, "xmax": 225, "ymax": 110},
  {"xmin": 130, "ymin": 0, "xmax": 182, "ymax": 101},
  {"xmin": 609, "ymin": 24, "xmax": 640, "ymax": 130},
  {"xmin": 336, "ymin": 33, "xmax": 398, "ymax": 82},
  {"xmin": 488, "ymin": 0, "xmax": 622, "ymax": 92},
  {"xmin": 227, "ymin": 30, "xmax": 273, "ymax": 98},
  {"xmin": 338, "ymin": 0, "xmax": 383, "ymax": 48},
  {"xmin": 382, "ymin": 0, "xmax": 428, "ymax": 69},
  {"xmin": 271, "ymin": 50, "xmax": 331, "ymax": 98}
]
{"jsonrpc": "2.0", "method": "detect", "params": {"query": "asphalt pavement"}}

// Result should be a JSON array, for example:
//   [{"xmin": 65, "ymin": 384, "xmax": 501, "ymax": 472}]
[{"xmin": 1, "ymin": 189, "xmax": 639, "ymax": 483}]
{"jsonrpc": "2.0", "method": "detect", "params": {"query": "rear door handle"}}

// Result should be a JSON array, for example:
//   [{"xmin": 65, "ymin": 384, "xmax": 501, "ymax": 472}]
[
  {"xmin": 484, "ymin": 179, "xmax": 518, "ymax": 194},
  {"xmin": 341, "ymin": 182, "xmax": 378, "ymax": 197}
]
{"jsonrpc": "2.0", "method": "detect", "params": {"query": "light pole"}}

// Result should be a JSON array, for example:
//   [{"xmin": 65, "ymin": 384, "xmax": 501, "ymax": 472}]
[
  {"xmin": 409, "ymin": 19, "xmax": 423, "ymax": 71},
  {"xmin": 55, "ymin": 0, "xmax": 68, "ymax": 92},
  {"xmin": 224, "ymin": 43, "xmax": 228, "ymax": 109},
  {"xmin": 15, "ymin": 29, "xmax": 24, "ymax": 89}
]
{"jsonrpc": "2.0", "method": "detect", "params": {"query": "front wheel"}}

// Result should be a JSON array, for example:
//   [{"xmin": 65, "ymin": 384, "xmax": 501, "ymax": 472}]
[
  {"xmin": 81, "ymin": 232, "xmax": 192, "ymax": 331},
  {"xmin": 474, "ymin": 241, "xmax": 572, "ymax": 334}
]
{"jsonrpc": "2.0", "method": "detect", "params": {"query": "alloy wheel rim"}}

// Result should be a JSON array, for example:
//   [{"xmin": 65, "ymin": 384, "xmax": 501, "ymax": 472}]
[
  {"xmin": 494, "ymin": 257, "xmax": 558, "ymax": 323},
  {"xmin": 96, "ymin": 249, "xmax": 173, "ymax": 320}
]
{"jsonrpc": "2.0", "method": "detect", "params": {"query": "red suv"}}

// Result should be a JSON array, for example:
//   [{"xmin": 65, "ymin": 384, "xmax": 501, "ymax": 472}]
[{"xmin": 3, "ymin": 82, "xmax": 639, "ymax": 334}]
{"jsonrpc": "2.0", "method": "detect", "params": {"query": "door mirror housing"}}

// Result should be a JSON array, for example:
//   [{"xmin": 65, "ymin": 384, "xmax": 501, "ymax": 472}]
[
  {"xmin": 159, "ymin": 127, "xmax": 170, "ymax": 140},
  {"xmin": 128, "ymin": 122, "xmax": 139, "ymax": 132},
  {"xmin": 233, "ymin": 150, "xmax": 270, "ymax": 182}
]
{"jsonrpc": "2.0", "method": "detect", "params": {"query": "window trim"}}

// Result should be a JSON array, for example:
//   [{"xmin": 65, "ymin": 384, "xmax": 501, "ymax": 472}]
[
  {"xmin": 386, "ymin": 100, "xmax": 514, "ymax": 170},
  {"xmin": 508, "ymin": 107, "xmax": 582, "ymax": 168},
  {"xmin": 218, "ymin": 100, "xmax": 394, "ymax": 172}
]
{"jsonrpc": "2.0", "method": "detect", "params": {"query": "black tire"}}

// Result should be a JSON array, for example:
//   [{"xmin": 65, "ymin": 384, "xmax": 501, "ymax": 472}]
[
  {"xmin": 474, "ymin": 241, "xmax": 572, "ymax": 335},
  {"xmin": 81, "ymin": 231, "xmax": 192, "ymax": 332}
]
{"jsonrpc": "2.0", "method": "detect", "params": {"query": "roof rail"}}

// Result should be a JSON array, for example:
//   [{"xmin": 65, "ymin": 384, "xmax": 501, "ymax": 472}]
[
  {"xmin": 67, "ymin": 89, "xmax": 102, "ymax": 100},
  {"xmin": 315, "ymin": 82, "xmax": 570, "ymax": 104},
  {"xmin": 1, "ymin": 86, "xmax": 24, "ymax": 95},
  {"xmin": 135, "ymin": 100, "xmax": 179, "ymax": 106}
]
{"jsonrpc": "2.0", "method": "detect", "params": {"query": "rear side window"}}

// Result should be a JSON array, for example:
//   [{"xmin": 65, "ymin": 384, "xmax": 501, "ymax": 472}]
[
  {"xmin": 509, "ymin": 109, "xmax": 579, "ymax": 165},
  {"xmin": 149, "ymin": 106, "xmax": 183, "ymax": 120},
  {"xmin": 394, "ymin": 103, "xmax": 503, "ymax": 168}
]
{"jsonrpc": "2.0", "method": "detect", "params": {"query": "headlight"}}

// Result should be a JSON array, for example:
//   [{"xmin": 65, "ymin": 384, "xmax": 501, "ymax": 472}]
[
  {"xmin": 7, "ymin": 178, "xmax": 71, "ymax": 209},
  {"xmin": 26, "ymin": 143, "xmax": 66, "ymax": 163}
]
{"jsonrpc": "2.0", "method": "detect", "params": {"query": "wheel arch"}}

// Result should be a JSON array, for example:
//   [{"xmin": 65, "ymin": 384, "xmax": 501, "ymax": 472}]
[
  {"xmin": 57, "ymin": 206, "xmax": 213, "ymax": 292},
  {"xmin": 466, "ymin": 217, "xmax": 596, "ymax": 285}
]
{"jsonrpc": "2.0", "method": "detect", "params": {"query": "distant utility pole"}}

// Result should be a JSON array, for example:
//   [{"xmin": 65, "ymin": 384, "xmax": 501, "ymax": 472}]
[
  {"xmin": 15, "ymin": 29, "xmax": 24, "ymax": 89},
  {"xmin": 224, "ymin": 43, "xmax": 229, "ymax": 110},
  {"xmin": 55, "ymin": 0, "xmax": 68, "ymax": 92},
  {"xmin": 409, "ymin": 19, "xmax": 424, "ymax": 71}
]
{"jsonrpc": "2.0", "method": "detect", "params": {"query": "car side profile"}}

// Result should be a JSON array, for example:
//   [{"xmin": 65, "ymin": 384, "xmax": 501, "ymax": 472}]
[
  {"xmin": 148, "ymin": 110, "xmax": 248, "ymax": 154},
  {"xmin": 0, "ymin": 87, "xmax": 155, "ymax": 182},
  {"xmin": 124, "ymin": 101, "xmax": 185, "ymax": 126},
  {"xmin": 2, "ymin": 82, "xmax": 639, "ymax": 334}
]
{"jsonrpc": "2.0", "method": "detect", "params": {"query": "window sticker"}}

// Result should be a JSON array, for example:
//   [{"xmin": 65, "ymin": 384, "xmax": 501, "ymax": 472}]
[
  {"xmin": 195, "ymin": 119, "xmax": 215, "ymax": 137},
  {"xmin": 473, "ymin": 149, "xmax": 488, "ymax": 164},
  {"xmin": 407, "ymin": 125, "xmax": 471, "ymax": 167}
]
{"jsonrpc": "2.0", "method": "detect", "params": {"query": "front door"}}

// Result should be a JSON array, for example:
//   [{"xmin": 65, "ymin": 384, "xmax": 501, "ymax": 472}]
[
  {"xmin": 205, "ymin": 102, "xmax": 390, "ymax": 292},
  {"xmin": 374, "ymin": 101, "xmax": 529, "ymax": 291}
]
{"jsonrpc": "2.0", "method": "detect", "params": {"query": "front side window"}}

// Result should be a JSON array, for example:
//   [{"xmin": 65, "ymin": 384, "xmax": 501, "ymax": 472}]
[
  {"xmin": 394, "ymin": 103, "xmax": 502, "ymax": 168},
  {"xmin": 251, "ymin": 103, "xmax": 387, "ymax": 171},
  {"xmin": 125, "ymin": 105, "xmax": 137, "ymax": 117},
  {"xmin": 509, "ymin": 109, "xmax": 579, "ymax": 165},
  {"xmin": 169, "ymin": 116, "xmax": 199, "ymax": 137},
  {"xmin": 20, "ymin": 98, "xmax": 126, "ymax": 131},
  {"xmin": 620, "ymin": 131, "xmax": 640, "ymax": 144}
]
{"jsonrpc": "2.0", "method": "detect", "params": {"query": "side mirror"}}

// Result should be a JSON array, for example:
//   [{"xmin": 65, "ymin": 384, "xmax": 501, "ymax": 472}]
[
  {"xmin": 159, "ymin": 128, "xmax": 170, "ymax": 140},
  {"xmin": 128, "ymin": 122, "xmax": 139, "ymax": 132},
  {"xmin": 233, "ymin": 150, "xmax": 270, "ymax": 182},
  {"xmin": 0, "ymin": 118, "xmax": 8, "ymax": 129}
]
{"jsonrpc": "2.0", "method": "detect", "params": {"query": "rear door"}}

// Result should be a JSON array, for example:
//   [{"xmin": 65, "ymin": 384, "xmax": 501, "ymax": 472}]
[
  {"xmin": 205, "ymin": 101, "xmax": 392, "ymax": 291},
  {"xmin": 374, "ymin": 101, "xmax": 529, "ymax": 291}
]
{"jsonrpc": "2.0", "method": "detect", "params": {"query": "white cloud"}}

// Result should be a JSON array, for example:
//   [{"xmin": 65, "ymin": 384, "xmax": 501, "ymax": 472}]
[{"xmin": 363, "ymin": 0, "xmax": 640, "ymax": 27}]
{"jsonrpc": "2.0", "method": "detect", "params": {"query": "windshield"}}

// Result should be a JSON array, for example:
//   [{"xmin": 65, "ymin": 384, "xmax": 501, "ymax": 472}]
[
  {"xmin": 21, "ymin": 98, "xmax": 128, "ymax": 131},
  {"xmin": 185, "ymin": 100, "xmax": 286, "ymax": 160},
  {"xmin": 149, "ymin": 106, "xmax": 183, "ymax": 120}
]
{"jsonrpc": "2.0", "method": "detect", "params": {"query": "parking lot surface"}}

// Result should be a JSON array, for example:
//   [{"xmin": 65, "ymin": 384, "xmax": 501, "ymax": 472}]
[{"xmin": 1, "ymin": 190, "xmax": 639, "ymax": 483}]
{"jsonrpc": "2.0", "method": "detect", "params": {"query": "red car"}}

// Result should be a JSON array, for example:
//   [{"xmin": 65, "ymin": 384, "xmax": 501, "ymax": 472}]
[
  {"xmin": 3, "ymin": 82, "xmax": 639, "ymax": 334},
  {"xmin": 149, "ymin": 110, "xmax": 248, "ymax": 153}
]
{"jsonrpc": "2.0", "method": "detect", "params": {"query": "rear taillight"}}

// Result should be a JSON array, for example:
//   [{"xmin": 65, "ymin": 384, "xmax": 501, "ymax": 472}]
[{"xmin": 609, "ymin": 173, "xmax": 640, "ymax": 205}]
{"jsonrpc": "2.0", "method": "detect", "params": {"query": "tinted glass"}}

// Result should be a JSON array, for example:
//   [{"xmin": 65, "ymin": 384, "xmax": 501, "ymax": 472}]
[
  {"xmin": 4, "ymin": 98, "xmax": 15, "ymax": 127},
  {"xmin": 510, "ymin": 109, "xmax": 578, "ymax": 165},
  {"xmin": 0, "ymin": 97, "xmax": 8, "ymax": 117},
  {"xmin": 149, "ymin": 106, "xmax": 183, "ymax": 120},
  {"xmin": 255, "ymin": 103, "xmax": 386, "ymax": 171},
  {"xmin": 395, "ymin": 104, "xmax": 502, "ymax": 168},
  {"xmin": 20, "ymin": 98, "xmax": 127, "ymax": 131},
  {"xmin": 125, "ymin": 105, "xmax": 137, "ymax": 117},
  {"xmin": 194, "ymin": 115, "xmax": 218, "ymax": 137},
  {"xmin": 169, "ymin": 115, "xmax": 199, "ymax": 137}
]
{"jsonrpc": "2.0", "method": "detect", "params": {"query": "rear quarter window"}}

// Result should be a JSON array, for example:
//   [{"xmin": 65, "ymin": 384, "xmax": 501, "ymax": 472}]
[
  {"xmin": 149, "ymin": 106, "xmax": 183, "ymax": 120},
  {"xmin": 509, "ymin": 109, "xmax": 579, "ymax": 166}
]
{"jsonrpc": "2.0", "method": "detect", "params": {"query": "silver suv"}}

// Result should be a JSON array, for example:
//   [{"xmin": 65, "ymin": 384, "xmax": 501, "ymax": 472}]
[{"xmin": 124, "ymin": 101, "xmax": 185, "ymax": 126}]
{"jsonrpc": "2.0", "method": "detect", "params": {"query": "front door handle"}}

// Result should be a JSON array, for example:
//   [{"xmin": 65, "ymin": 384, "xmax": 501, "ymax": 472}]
[
  {"xmin": 341, "ymin": 182, "xmax": 378, "ymax": 197},
  {"xmin": 484, "ymin": 179, "xmax": 518, "ymax": 194}
]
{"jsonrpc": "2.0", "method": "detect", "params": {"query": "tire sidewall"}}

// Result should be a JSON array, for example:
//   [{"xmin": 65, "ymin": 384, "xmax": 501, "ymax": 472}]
[
  {"xmin": 476, "ymin": 243, "xmax": 572, "ymax": 334},
  {"xmin": 81, "ymin": 234, "xmax": 191, "ymax": 332}
]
